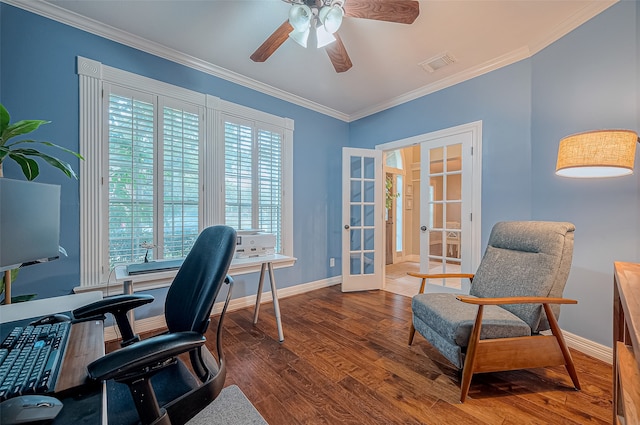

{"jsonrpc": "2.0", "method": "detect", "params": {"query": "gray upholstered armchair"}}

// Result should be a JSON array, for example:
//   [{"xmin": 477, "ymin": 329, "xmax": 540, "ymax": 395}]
[{"xmin": 409, "ymin": 221, "xmax": 580, "ymax": 402}]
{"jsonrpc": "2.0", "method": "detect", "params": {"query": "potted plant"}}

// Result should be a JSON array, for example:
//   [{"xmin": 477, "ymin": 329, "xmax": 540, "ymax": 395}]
[{"xmin": 0, "ymin": 103, "xmax": 83, "ymax": 303}]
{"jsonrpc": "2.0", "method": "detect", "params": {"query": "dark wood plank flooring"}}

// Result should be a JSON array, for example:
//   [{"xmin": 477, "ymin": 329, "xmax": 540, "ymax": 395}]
[{"xmin": 214, "ymin": 284, "xmax": 613, "ymax": 425}]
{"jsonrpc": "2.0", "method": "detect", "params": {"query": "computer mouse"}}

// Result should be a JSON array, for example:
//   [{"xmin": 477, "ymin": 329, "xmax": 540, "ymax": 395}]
[
  {"xmin": 0, "ymin": 395, "xmax": 63, "ymax": 424},
  {"xmin": 29, "ymin": 313, "xmax": 71, "ymax": 326}
]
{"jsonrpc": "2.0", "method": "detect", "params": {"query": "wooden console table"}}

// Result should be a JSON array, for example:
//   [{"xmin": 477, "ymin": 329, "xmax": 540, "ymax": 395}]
[{"xmin": 613, "ymin": 261, "xmax": 640, "ymax": 424}]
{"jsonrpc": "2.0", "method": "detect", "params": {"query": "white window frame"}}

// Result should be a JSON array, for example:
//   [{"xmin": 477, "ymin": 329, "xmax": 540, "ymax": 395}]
[{"xmin": 77, "ymin": 56, "xmax": 294, "ymax": 291}]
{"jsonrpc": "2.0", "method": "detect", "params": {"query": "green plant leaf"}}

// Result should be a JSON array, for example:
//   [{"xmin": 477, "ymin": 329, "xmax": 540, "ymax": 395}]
[
  {"xmin": 0, "ymin": 268, "xmax": 20, "ymax": 299},
  {"xmin": 1, "ymin": 120, "xmax": 50, "ymax": 143},
  {"xmin": 11, "ymin": 294, "xmax": 37, "ymax": 303},
  {"xmin": 10, "ymin": 139, "xmax": 84, "ymax": 161},
  {"xmin": 9, "ymin": 152, "xmax": 40, "ymax": 180},
  {"xmin": 0, "ymin": 146, "xmax": 8, "ymax": 162},
  {"xmin": 9, "ymin": 148, "xmax": 77, "ymax": 179},
  {"xmin": 0, "ymin": 104, "xmax": 9, "ymax": 134},
  {"xmin": 36, "ymin": 152, "xmax": 77, "ymax": 179}
]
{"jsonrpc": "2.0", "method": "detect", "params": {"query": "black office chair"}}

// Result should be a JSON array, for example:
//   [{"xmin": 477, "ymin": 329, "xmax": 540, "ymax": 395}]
[{"xmin": 73, "ymin": 225, "xmax": 237, "ymax": 425}]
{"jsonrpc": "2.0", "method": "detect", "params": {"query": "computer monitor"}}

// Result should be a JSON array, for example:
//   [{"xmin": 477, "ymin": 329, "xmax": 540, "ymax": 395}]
[{"xmin": 0, "ymin": 178, "xmax": 61, "ymax": 270}]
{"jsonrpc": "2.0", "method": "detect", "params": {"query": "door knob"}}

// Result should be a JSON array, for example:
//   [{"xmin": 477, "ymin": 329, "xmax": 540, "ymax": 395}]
[
  {"xmin": 344, "ymin": 225, "xmax": 350, "ymax": 229},
  {"xmin": 420, "ymin": 226, "xmax": 427, "ymax": 231}
]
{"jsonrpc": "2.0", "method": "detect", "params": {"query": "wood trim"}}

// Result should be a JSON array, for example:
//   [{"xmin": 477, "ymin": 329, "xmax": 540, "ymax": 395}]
[
  {"xmin": 55, "ymin": 320, "xmax": 104, "ymax": 395},
  {"xmin": 473, "ymin": 336, "xmax": 565, "ymax": 373},
  {"xmin": 457, "ymin": 296, "xmax": 577, "ymax": 305},
  {"xmin": 613, "ymin": 261, "xmax": 640, "ymax": 424},
  {"xmin": 616, "ymin": 342, "xmax": 640, "ymax": 424}
]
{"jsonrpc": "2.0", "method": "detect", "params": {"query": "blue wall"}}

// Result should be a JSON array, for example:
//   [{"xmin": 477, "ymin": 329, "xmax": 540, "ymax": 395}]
[
  {"xmin": 530, "ymin": 2, "xmax": 639, "ymax": 346},
  {"xmin": 1, "ymin": 2, "xmax": 638, "ymax": 347},
  {"xmin": 350, "ymin": 1, "xmax": 639, "ymax": 346},
  {"xmin": 0, "ymin": 4, "xmax": 348, "ymax": 301}
]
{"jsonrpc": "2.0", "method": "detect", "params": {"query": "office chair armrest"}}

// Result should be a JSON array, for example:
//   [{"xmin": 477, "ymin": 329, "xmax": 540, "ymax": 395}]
[
  {"xmin": 73, "ymin": 294, "xmax": 155, "ymax": 346},
  {"xmin": 88, "ymin": 331, "xmax": 205, "ymax": 382},
  {"xmin": 73, "ymin": 294, "xmax": 155, "ymax": 318},
  {"xmin": 456, "ymin": 295, "xmax": 577, "ymax": 305}
]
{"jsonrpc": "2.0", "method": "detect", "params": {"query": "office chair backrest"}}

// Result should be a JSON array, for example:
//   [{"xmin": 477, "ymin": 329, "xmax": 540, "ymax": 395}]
[
  {"xmin": 164, "ymin": 225, "xmax": 237, "ymax": 335},
  {"xmin": 470, "ymin": 221, "xmax": 575, "ymax": 332}
]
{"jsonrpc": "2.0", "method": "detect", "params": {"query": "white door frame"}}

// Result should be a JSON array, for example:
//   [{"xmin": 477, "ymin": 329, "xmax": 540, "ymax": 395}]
[{"xmin": 375, "ymin": 121, "xmax": 483, "ymax": 273}]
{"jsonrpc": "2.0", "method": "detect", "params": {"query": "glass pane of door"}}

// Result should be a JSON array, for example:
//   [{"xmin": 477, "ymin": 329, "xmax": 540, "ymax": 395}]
[
  {"xmin": 423, "ymin": 143, "xmax": 463, "ymax": 289},
  {"xmin": 349, "ymin": 155, "xmax": 375, "ymax": 276}
]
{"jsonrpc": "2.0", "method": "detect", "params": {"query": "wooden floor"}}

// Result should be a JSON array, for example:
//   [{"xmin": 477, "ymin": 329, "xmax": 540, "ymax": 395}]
[{"xmin": 213, "ymin": 285, "xmax": 613, "ymax": 425}]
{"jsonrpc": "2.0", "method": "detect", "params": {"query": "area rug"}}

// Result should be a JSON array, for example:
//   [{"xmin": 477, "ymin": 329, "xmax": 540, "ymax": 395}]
[{"xmin": 186, "ymin": 385, "xmax": 268, "ymax": 425}]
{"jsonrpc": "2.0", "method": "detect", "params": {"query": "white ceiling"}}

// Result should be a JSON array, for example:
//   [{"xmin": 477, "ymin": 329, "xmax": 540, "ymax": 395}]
[{"xmin": 13, "ymin": 0, "xmax": 616, "ymax": 121}]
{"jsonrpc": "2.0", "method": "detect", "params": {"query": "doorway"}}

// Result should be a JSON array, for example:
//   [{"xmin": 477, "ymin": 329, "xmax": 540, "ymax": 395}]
[{"xmin": 379, "ymin": 122, "xmax": 482, "ymax": 297}]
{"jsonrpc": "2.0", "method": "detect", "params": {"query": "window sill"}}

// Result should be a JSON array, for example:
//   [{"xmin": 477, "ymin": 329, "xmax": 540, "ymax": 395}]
[{"xmin": 74, "ymin": 254, "xmax": 296, "ymax": 296}]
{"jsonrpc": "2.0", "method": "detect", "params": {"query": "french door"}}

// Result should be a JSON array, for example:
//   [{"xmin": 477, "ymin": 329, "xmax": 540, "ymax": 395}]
[
  {"xmin": 419, "ymin": 129, "xmax": 476, "ymax": 293},
  {"xmin": 341, "ymin": 148, "xmax": 384, "ymax": 292}
]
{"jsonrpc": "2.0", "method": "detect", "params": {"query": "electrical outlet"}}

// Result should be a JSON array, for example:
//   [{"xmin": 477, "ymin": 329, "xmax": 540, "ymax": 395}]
[{"xmin": 330, "ymin": 258, "xmax": 335, "ymax": 267}]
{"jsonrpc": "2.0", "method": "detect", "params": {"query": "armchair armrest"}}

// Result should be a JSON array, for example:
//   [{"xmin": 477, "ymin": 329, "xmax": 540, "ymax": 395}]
[
  {"xmin": 407, "ymin": 272, "xmax": 475, "ymax": 280},
  {"xmin": 73, "ymin": 294, "xmax": 155, "ymax": 347},
  {"xmin": 408, "ymin": 272, "xmax": 475, "ymax": 296},
  {"xmin": 88, "ymin": 331, "xmax": 205, "ymax": 382},
  {"xmin": 456, "ymin": 295, "xmax": 577, "ymax": 305}
]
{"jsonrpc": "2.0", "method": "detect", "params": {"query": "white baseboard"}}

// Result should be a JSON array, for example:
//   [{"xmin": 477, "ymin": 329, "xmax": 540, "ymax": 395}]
[
  {"xmin": 105, "ymin": 275, "xmax": 341, "ymax": 342},
  {"xmin": 563, "ymin": 330, "xmax": 612, "ymax": 365}
]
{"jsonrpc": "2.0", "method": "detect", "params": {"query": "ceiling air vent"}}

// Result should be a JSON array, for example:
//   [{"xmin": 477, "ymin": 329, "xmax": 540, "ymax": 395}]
[{"xmin": 419, "ymin": 52, "xmax": 456, "ymax": 73}]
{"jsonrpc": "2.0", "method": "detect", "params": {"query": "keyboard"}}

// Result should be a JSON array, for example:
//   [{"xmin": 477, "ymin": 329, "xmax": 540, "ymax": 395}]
[{"xmin": 0, "ymin": 322, "xmax": 70, "ymax": 401}]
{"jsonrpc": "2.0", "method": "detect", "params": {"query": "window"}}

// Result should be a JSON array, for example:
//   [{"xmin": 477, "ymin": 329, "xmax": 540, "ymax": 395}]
[
  {"xmin": 78, "ymin": 57, "xmax": 293, "ymax": 287},
  {"xmin": 223, "ymin": 115, "xmax": 284, "ymax": 252},
  {"xmin": 105, "ymin": 87, "xmax": 202, "ymax": 270}
]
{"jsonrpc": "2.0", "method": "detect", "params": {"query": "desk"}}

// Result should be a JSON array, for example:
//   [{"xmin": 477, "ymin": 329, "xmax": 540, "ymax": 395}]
[
  {"xmin": 0, "ymin": 295, "xmax": 106, "ymax": 424},
  {"xmin": 114, "ymin": 254, "xmax": 294, "ymax": 342}
]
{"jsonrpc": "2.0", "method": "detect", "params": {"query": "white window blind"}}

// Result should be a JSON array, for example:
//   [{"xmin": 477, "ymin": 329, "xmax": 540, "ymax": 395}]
[
  {"xmin": 106, "ymin": 87, "xmax": 201, "ymax": 269},
  {"xmin": 107, "ymin": 92, "xmax": 155, "ymax": 266},
  {"xmin": 162, "ymin": 106, "xmax": 200, "ymax": 259},
  {"xmin": 223, "ymin": 116, "xmax": 283, "ymax": 253}
]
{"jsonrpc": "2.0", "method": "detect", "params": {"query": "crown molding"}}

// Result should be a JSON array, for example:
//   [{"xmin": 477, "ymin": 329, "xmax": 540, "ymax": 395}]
[
  {"xmin": 2, "ymin": 0, "xmax": 351, "ymax": 122},
  {"xmin": 349, "ymin": 47, "xmax": 532, "ymax": 121}
]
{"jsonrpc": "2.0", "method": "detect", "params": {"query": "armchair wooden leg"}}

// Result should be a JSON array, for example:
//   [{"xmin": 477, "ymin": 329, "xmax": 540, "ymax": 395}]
[
  {"xmin": 408, "ymin": 277, "xmax": 427, "ymax": 346},
  {"xmin": 460, "ymin": 305, "xmax": 484, "ymax": 403},
  {"xmin": 408, "ymin": 323, "xmax": 416, "ymax": 346},
  {"xmin": 543, "ymin": 304, "xmax": 581, "ymax": 390}
]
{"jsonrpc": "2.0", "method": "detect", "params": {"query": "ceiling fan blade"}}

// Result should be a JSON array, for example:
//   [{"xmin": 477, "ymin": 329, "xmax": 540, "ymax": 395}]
[
  {"xmin": 250, "ymin": 20, "xmax": 294, "ymax": 62},
  {"xmin": 326, "ymin": 34, "xmax": 352, "ymax": 73},
  {"xmin": 343, "ymin": 0, "xmax": 419, "ymax": 24}
]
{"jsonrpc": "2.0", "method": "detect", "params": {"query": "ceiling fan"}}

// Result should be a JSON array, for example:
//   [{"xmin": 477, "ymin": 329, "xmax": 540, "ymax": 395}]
[{"xmin": 250, "ymin": 0, "xmax": 420, "ymax": 73}]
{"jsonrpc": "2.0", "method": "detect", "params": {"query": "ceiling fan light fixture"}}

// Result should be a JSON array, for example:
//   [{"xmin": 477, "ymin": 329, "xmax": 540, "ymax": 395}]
[
  {"xmin": 319, "ymin": 4, "xmax": 344, "ymax": 34},
  {"xmin": 289, "ymin": 27, "xmax": 310, "ymax": 48},
  {"xmin": 316, "ymin": 24, "xmax": 337, "ymax": 48},
  {"xmin": 289, "ymin": 4, "xmax": 312, "ymax": 32}
]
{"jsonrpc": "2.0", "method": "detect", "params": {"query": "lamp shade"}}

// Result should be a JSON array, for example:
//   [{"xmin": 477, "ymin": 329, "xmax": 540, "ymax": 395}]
[{"xmin": 555, "ymin": 130, "xmax": 638, "ymax": 178}]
